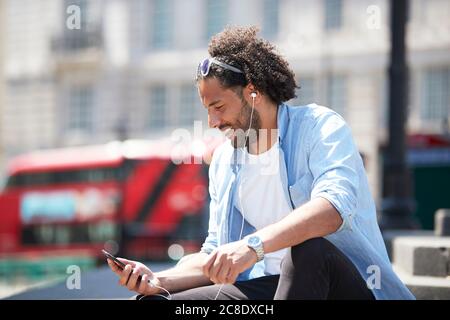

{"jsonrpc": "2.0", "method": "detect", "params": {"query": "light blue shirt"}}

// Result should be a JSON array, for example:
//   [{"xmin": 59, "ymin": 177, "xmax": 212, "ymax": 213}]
[{"xmin": 201, "ymin": 103, "xmax": 415, "ymax": 300}]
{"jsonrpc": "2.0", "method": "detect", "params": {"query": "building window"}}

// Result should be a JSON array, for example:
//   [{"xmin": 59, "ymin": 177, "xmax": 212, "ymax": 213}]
[
  {"xmin": 151, "ymin": 0, "xmax": 173, "ymax": 50},
  {"xmin": 324, "ymin": 0, "xmax": 342, "ymax": 31},
  {"xmin": 206, "ymin": 0, "xmax": 228, "ymax": 41},
  {"xmin": 149, "ymin": 86, "xmax": 167, "ymax": 130},
  {"xmin": 327, "ymin": 75, "xmax": 347, "ymax": 117},
  {"xmin": 421, "ymin": 68, "xmax": 450, "ymax": 125},
  {"xmin": 262, "ymin": 0, "xmax": 279, "ymax": 39},
  {"xmin": 179, "ymin": 85, "xmax": 201, "ymax": 128},
  {"xmin": 68, "ymin": 86, "xmax": 94, "ymax": 132}
]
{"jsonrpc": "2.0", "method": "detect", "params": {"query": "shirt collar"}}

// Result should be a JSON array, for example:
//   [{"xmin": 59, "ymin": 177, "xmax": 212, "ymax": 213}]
[{"xmin": 277, "ymin": 103, "xmax": 290, "ymax": 147}]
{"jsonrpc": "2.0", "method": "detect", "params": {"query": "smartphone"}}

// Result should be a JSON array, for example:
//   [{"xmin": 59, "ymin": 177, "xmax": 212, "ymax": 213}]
[
  {"xmin": 102, "ymin": 249, "xmax": 126, "ymax": 270},
  {"xmin": 102, "ymin": 249, "xmax": 147, "ymax": 286}
]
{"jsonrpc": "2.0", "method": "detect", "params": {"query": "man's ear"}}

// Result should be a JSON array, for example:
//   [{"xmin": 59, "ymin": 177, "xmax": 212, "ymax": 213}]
[{"xmin": 244, "ymin": 84, "xmax": 260, "ymax": 103}]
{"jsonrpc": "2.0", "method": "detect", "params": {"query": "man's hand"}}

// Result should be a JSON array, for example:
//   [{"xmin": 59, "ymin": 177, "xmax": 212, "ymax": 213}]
[
  {"xmin": 107, "ymin": 257, "xmax": 162, "ymax": 296},
  {"xmin": 202, "ymin": 240, "xmax": 258, "ymax": 285}
]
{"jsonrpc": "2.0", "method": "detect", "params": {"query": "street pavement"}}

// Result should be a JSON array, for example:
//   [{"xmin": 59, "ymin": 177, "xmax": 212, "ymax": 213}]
[{"xmin": 3, "ymin": 261, "xmax": 176, "ymax": 300}]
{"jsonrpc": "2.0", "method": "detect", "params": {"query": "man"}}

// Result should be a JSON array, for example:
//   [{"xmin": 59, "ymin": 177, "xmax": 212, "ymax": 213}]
[{"xmin": 108, "ymin": 26, "xmax": 414, "ymax": 300}]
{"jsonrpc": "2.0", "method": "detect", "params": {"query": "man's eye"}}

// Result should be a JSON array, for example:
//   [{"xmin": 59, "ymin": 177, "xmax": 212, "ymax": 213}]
[{"xmin": 216, "ymin": 105, "xmax": 224, "ymax": 110}]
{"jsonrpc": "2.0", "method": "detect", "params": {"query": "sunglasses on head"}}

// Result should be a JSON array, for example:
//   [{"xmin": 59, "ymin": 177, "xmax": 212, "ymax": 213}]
[{"xmin": 198, "ymin": 58, "xmax": 243, "ymax": 77}]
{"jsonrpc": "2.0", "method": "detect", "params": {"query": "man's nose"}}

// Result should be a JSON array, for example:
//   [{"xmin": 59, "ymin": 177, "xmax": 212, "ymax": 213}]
[{"xmin": 208, "ymin": 113, "xmax": 221, "ymax": 129}]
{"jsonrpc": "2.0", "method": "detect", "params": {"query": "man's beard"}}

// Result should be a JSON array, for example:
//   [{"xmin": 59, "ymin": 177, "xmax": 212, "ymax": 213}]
[{"xmin": 226, "ymin": 100, "xmax": 261, "ymax": 149}]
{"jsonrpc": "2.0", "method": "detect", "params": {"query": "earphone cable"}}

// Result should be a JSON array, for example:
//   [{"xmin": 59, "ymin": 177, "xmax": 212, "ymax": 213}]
[{"xmin": 214, "ymin": 93, "xmax": 256, "ymax": 300}]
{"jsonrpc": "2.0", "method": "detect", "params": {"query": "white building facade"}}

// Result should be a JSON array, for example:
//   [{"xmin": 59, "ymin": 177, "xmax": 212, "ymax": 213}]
[{"xmin": 1, "ymin": 0, "xmax": 449, "ymax": 203}]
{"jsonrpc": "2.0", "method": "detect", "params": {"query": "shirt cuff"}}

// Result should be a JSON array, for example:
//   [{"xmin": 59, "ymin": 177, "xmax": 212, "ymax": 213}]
[{"xmin": 313, "ymin": 192, "xmax": 354, "ymax": 233}]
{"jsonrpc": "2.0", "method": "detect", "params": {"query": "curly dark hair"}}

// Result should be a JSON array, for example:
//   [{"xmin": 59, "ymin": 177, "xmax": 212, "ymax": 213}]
[{"xmin": 196, "ymin": 26, "xmax": 298, "ymax": 105}]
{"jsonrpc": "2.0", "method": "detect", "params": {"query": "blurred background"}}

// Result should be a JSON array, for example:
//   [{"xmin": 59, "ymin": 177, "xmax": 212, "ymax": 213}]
[{"xmin": 0, "ymin": 0, "xmax": 449, "ymax": 299}]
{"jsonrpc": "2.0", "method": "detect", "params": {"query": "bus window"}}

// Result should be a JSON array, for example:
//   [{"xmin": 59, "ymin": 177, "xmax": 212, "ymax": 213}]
[
  {"xmin": 22, "ymin": 222, "xmax": 119, "ymax": 245},
  {"xmin": 4, "ymin": 166, "xmax": 125, "ymax": 188}
]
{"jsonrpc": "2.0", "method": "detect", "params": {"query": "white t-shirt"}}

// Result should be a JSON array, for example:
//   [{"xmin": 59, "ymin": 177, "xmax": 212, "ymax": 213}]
[{"xmin": 234, "ymin": 141, "xmax": 293, "ymax": 275}]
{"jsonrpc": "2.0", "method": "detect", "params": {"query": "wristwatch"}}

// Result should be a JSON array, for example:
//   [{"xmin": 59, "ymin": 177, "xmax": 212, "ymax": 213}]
[{"xmin": 245, "ymin": 235, "xmax": 265, "ymax": 262}]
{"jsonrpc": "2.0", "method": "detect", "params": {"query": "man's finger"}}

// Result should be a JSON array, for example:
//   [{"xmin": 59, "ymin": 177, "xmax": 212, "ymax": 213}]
[
  {"xmin": 119, "ymin": 264, "xmax": 133, "ymax": 286},
  {"xmin": 126, "ymin": 267, "xmax": 141, "ymax": 290},
  {"xmin": 137, "ymin": 274, "xmax": 149, "ymax": 295},
  {"xmin": 202, "ymin": 251, "xmax": 217, "ymax": 278},
  {"xmin": 107, "ymin": 259, "xmax": 122, "ymax": 275},
  {"xmin": 216, "ymin": 262, "xmax": 231, "ymax": 284},
  {"xmin": 209, "ymin": 255, "xmax": 224, "ymax": 283},
  {"xmin": 117, "ymin": 258, "xmax": 136, "ymax": 267},
  {"xmin": 227, "ymin": 269, "xmax": 239, "ymax": 284}
]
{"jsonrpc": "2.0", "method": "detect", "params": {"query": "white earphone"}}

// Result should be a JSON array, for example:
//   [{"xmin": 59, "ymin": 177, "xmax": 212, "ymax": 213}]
[{"xmin": 247, "ymin": 92, "xmax": 257, "ymax": 139}]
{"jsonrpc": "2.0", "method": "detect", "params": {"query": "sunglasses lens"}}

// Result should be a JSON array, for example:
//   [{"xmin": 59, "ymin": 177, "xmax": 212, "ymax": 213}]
[{"xmin": 200, "ymin": 59, "xmax": 210, "ymax": 76}]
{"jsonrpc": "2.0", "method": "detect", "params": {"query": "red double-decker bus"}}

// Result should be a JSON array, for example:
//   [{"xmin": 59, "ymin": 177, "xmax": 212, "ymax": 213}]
[{"xmin": 0, "ymin": 138, "xmax": 220, "ymax": 266}]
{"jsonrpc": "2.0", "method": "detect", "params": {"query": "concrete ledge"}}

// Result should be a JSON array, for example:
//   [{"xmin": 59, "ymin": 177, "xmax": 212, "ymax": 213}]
[
  {"xmin": 383, "ymin": 230, "xmax": 434, "ymax": 260},
  {"xmin": 392, "ymin": 236, "xmax": 450, "ymax": 277},
  {"xmin": 393, "ymin": 265, "xmax": 450, "ymax": 300}
]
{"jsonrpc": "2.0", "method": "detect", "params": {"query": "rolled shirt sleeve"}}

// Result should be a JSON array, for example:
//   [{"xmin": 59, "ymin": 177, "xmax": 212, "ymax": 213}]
[{"xmin": 308, "ymin": 111, "xmax": 360, "ymax": 232}]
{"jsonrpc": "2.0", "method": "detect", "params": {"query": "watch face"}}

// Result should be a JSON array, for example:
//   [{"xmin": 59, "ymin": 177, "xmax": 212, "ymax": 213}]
[{"xmin": 248, "ymin": 236, "xmax": 261, "ymax": 247}]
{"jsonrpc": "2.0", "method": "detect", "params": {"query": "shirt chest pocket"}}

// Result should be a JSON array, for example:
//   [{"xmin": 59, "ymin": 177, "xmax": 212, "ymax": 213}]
[{"xmin": 288, "ymin": 174, "xmax": 313, "ymax": 208}]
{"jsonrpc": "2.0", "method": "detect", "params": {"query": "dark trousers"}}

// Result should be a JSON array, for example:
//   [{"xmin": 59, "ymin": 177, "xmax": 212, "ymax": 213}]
[{"xmin": 136, "ymin": 238, "xmax": 375, "ymax": 300}]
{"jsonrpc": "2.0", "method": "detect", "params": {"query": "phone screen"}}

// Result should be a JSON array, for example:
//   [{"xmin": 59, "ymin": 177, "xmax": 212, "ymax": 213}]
[{"xmin": 102, "ymin": 249, "xmax": 126, "ymax": 270}]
